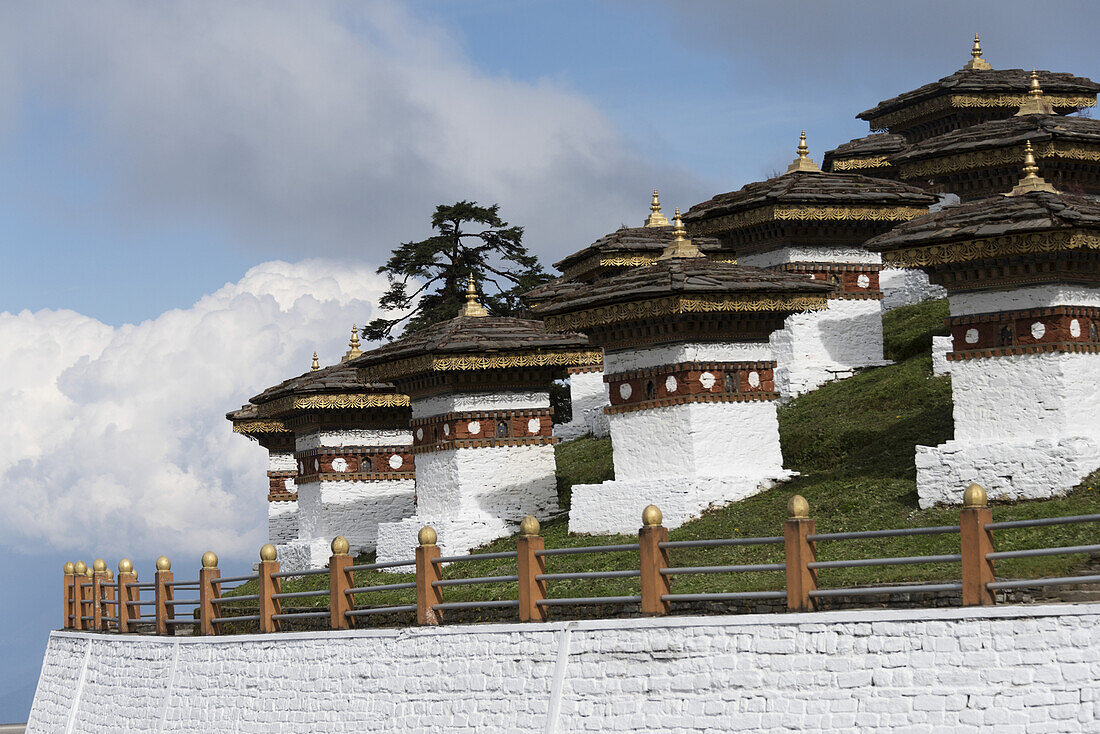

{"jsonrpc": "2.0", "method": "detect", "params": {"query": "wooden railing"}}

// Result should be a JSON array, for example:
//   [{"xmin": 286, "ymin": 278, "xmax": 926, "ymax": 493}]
[{"xmin": 62, "ymin": 483, "xmax": 1100, "ymax": 635}]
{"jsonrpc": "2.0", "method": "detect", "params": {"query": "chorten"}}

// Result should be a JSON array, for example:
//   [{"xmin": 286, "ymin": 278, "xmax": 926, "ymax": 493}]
[
  {"xmin": 868, "ymin": 146, "xmax": 1100, "ymax": 505},
  {"xmin": 683, "ymin": 133, "xmax": 935, "ymax": 395},
  {"xmin": 354, "ymin": 275, "xmax": 600, "ymax": 559},
  {"xmin": 534, "ymin": 214, "xmax": 831, "ymax": 534},
  {"xmin": 229, "ymin": 329, "xmax": 414, "ymax": 570}
]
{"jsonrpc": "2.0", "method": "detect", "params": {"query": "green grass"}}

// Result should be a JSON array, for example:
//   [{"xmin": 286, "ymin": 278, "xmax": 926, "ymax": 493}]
[{"xmin": 223, "ymin": 298, "xmax": 1100, "ymax": 618}]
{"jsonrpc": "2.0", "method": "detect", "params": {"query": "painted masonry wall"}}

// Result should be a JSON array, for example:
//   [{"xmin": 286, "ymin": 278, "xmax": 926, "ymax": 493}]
[
  {"xmin": 28, "ymin": 604, "xmax": 1100, "ymax": 733},
  {"xmin": 879, "ymin": 266, "xmax": 946, "ymax": 310},
  {"xmin": 554, "ymin": 370, "xmax": 609, "ymax": 441}
]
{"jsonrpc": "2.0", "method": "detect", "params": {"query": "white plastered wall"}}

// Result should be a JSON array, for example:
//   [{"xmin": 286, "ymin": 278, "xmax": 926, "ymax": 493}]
[
  {"xmin": 917, "ymin": 351, "xmax": 1100, "ymax": 507},
  {"xmin": 267, "ymin": 451, "xmax": 298, "ymax": 547},
  {"xmin": 879, "ymin": 267, "xmax": 946, "ymax": 310},
  {"xmin": 553, "ymin": 370, "xmax": 610, "ymax": 441}
]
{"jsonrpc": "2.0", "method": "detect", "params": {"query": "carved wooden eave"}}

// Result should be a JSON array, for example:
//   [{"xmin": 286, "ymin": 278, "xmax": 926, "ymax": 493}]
[
  {"xmin": 252, "ymin": 391, "xmax": 410, "ymax": 419},
  {"xmin": 231, "ymin": 418, "xmax": 290, "ymax": 435},
  {"xmin": 897, "ymin": 141, "xmax": 1100, "ymax": 180},
  {"xmin": 827, "ymin": 156, "xmax": 893, "ymax": 172},
  {"xmin": 560, "ymin": 252, "xmax": 738, "ymax": 283},
  {"xmin": 356, "ymin": 349, "xmax": 604, "ymax": 385},
  {"xmin": 866, "ymin": 93, "xmax": 1097, "ymax": 134},
  {"xmin": 687, "ymin": 205, "xmax": 930, "ymax": 237},
  {"xmin": 878, "ymin": 230, "xmax": 1100, "ymax": 268}
]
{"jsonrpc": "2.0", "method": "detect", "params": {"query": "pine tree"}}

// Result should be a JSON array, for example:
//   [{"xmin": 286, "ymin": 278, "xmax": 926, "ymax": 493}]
[{"xmin": 364, "ymin": 201, "xmax": 551, "ymax": 341}]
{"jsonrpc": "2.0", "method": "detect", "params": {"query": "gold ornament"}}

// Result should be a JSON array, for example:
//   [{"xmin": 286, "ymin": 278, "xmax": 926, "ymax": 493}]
[
  {"xmin": 259, "ymin": 543, "xmax": 277, "ymax": 562},
  {"xmin": 786, "ymin": 130, "xmax": 820, "ymax": 173},
  {"xmin": 201, "ymin": 551, "xmax": 218, "ymax": 569},
  {"xmin": 963, "ymin": 483, "xmax": 988, "ymax": 508},
  {"xmin": 643, "ymin": 189, "xmax": 670, "ymax": 228},
  {"xmin": 331, "ymin": 536, "xmax": 350, "ymax": 556},
  {"xmin": 418, "ymin": 526, "xmax": 438, "ymax": 546},
  {"xmin": 459, "ymin": 273, "xmax": 489, "ymax": 318},
  {"xmin": 642, "ymin": 504, "xmax": 663, "ymax": 527},
  {"xmin": 787, "ymin": 495, "xmax": 810, "ymax": 519},
  {"xmin": 118, "ymin": 558, "xmax": 134, "ymax": 574},
  {"xmin": 963, "ymin": 33, "xmax": 992, "ymax": 71},
  {"xmin": 519, "ymin": 516, "xmax": 541, "ymax": 537},
  {"xmin": 155, "ymin": 556, "xmax": 172, "ymax": 572}
]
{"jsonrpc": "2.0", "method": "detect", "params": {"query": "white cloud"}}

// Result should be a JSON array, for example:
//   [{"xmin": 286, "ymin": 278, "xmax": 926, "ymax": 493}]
[
  {"xmin": 0, "ymin": 0, "xmax": 706, "ymax": 268},
  {"xmin": 0, "ymin": 260, "xmax": 388, "ymax": 559}
]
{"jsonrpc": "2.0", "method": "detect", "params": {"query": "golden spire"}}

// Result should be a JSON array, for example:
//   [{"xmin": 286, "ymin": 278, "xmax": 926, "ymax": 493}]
[
  {"xmin": 786, "ymin": 130, "xmax": 820, "ymax": 173},
  {"xmin": 311, "ymin": 351, "xmax": 320, "ymax": 371},
  {"xmin": 964, "ymin": 33, "xmax": 992, "ymax": 71},
  {"xmin": 1015, "ymin": 69, "xmax": 1054, "ymax": 115},
  {"xmin": 643, "ymin": 189, "xmax": 670, "ymax": 228},
  {"xmin": 340, "ymin": 325, "xmax": 362, "ymax": 362},
  {"xmin": 657, "ymin": 208, "xmax": 703, "ymax": 260},
  {"xmin": 1008, "ymin": 140, "xmax": 1058, "ymax": 196},
  {"xmin": 459, "ymin": 272, "xmax": 488, "ymax": 317}
]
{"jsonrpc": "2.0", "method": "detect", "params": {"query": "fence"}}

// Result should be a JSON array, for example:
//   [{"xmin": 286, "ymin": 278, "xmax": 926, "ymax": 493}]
[{"xmin": 62, "ymin": 483, "xmax": 1100, "ymax": 635}]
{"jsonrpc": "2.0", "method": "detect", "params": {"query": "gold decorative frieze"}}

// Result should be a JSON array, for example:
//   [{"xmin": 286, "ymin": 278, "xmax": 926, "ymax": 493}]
[
  {"xmin": 868, "ymin": 94, "xmax": 1096, "ymax": 132},
  {"xmin": 689, "ymin": 205, "xmax": 928, "ymax": 236},
  {"xmin": 541, "ymin": 294, "xmax": 828, "ymax": 332},
  {"xmin": 232, "ymin": 419, "xmax": 290, "ymax": 434},
  {"xmin": 561, "ymin": 253, "xmax": 737, "ymax": 282},
  {"xmin": 357, "ymin": 349, "xmax": 605, "ymax": 383},
  {"xmin": 880, "ymin": 231, "xmax": 1100, "ymax": 268},
  {"xmin": 255, "ymin": 392, "xmax": 410, "ymax": 418},
  {"xmin": 828, "ymin": 156, "xmax": 891, "ymax": 171},
  {"xmin": 899, "ymin": 142, "xmax": 1100, "ymax": 179}
]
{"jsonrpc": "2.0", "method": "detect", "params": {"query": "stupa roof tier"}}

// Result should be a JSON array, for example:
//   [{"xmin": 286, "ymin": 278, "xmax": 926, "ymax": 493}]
[
  {"xmin": 857, "ymin": 68, "xmax": 1099, "ymax": 142},
  {"xmin": 553, "ymin": 222, "xmax": 728, "ymax": 283},
  {"xmin": 533, "ymin": 257, "xmax": 831, "ymax": 333},
  {"xmin": 683, "ymin": 170, "xmax": 934, "ymax": 249},
  {"xmin": 866, "ymin": 190, "xmax": 1100, "ymax": 268},
  {"xmin": 352, "ymin": 315, "xmax": 598, "ymax": 384},
  {"xmin": 822, "ymin": 133, "xmax": 909, "ymax": 176},
  {"xmin": 892, "ymin": 114, "xmax": 1100, "ymax": 198},
  {"xmin": 245, "ymin": 362, "xmax": 408, "ymax": 418}
]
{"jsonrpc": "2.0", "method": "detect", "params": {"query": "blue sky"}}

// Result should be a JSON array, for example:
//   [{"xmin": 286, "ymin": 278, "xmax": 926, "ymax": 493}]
[{"xmin": 0, "ymin": 0, "xmax": 1097, "ymax": 723}]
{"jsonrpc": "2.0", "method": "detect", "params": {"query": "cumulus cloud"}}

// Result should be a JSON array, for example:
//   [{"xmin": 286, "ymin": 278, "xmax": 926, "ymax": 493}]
[
  {"xmin": 0, "ymin": 260, "xmax": 389, "ymax": 559},
  {"xmin": 0, "ymin": 0, "xmax": 705, "ymax": 268}
]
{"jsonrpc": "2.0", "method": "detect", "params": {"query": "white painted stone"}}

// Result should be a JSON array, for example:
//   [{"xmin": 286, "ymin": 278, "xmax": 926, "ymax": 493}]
[
  {"xmin": 267, "ymin": 451, "xmax": 296, "ymax": 473},
  {"xmin": 603, "ymin": 342, "xmax": 772, "ymax": 374},
  {"xmin": 931, "ymin": 336, "xmax": 953, "ymax": 377},
  {"xmin": 29, "ymin": 603, "xmax": 1100, "ymax": 733},
  {"xmin": 948, "ymin": 285, "xmax": 1100, "ymax": 316},
  {"xmin": 267, "ymin": 500, "xmax": 298, "ymax": 546},
  {"xmin": 738, "ymin": 245, "xmax": 881, "ymax": 267},
  {"xmin": 376, "ymin": 444, "xmax": 558, "ymax": 563},
  {"xmin": 553, "ymin": 371, "xmax": 610, "ymax": 441},
  {"xmin": 770, "ymin": 298, "xmax": 890, "ymax": 397},
  {"xmin": 879, "ymin": 267, "xmax": 946, "ymax": 310},
  {"xmin": 295, "ymin": 428, "xmax": 413, "ymax": 452},
  {"xmin": 571, "ymin": 400, "xmax": 792, "ymax": 535},
  {"xmin": 412, "ymin": 391, "xmax": 549, "ymax": 420},
  {"xmin": 917, "ymin": 351, "xmax": 1100, "ymax": 506}
]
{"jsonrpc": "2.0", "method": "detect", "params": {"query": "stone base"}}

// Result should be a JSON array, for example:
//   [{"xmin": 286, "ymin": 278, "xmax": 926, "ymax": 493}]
[
  {"xmin": 568, "ymin": 472, "xmax": 796, "ymax": 536},
  {"xmin": 275, "ymin": 538, "xmax": 333, "ymax": 572},
  {"xmin": 375, "ymin": 515, "xmax": 512, "ymax": 569},
  {"xmin": 916, "ymin": 437, "xmax": 1100, "ymax": 508},
  {"xmin": 295, "ymin": 478, "xmax": 416, "ymax": 556}
]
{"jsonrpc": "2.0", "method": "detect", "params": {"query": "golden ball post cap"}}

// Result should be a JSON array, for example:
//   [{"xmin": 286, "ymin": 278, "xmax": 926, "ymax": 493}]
[
  {"xmin": 641, "ymin": 504, "xmax": 663, "ymax": 527},
  {"xmin": 788, "ymin": 494, "xmax": 810, "ymax": 519},
  {"xmin": 331, "ymin": 536, "xmax": 350, "ymax": 556},
  {"xmin": 259, "ymin": 543, "xmax": 277, "ymax": 562},
  {"xmin": 519, "ymin": 516, "xmax": 540, "ymax": 537},
  {"xmin": 201, "ymin": 551, "xmax": 218, "ymax": 569},
  {"xmin": 963, "ymin": 483, "xmax": 988, "ymax": 508},
  {"xmin": 155, "ymin": 556, "xmax": 172, "ymax": 571},
  {"xmin": 418, "ymin": 526, "xmax": 437, "ymax": 546},
  {"xmin": 85, "ymin": 568, "xmax": 94, "ymax": 578},
  {"xmin": 74, "ymin": 561, "xmax": 87, "ymax": 575},
  {"xmin": 104, "ymin": 569, "xmax": 114, "ymax": 581},
  {"xmin": 93, "ymin": 558, "xmax": 107, "ymax": 573},
  {"xmin": 118, "ymin": 558, "xmax": 134, "ymax": 574},
  {"xmin": 64, "ymin": 562, "xmax": 75, "ymax": 575}
]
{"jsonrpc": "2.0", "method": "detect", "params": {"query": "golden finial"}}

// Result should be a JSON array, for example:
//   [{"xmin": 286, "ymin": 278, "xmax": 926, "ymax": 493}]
[
  {"xmin": 964, "ymin": 33, "xmax": 992, "ymax": 71},
  {"xmin": 657, "ymin": 208, "xmax": 703, "ymax": 260},
  {"xmin": 311, "ymin": 351, "xmax": 320, "ymax": 371},
  {"xmin": 641, "ymin": 504, "xmax": 663, "ymax": 527},
  {"xmin": 118, "ymin": 559, "xmax": 133, "ymax": 574},
  {"xmin": 64, "ymin": 562, "xmax": 75, "ymax": 575},
  {"xmin": 787, "ymin": 495, "xmax": 810, "ymax": 519},
  {"xmin": 1008, "ymin": 140, "xmax": 1058, "ymax": 195},
  {"xmin": 340, "ymin": 325, "xmax": 363, "ymax": 363},
  {"xmin": 93, "ymin": 559, "xmax": 107, "ymax": 574},
  {"xmin": 74, "ymin": 561, "xmax": 87, "ymax": 575},
  {"xmin": 786, "ymin": 130, "xmax": 820, "ymax": 173},
  {"xmin": 155, "ymin": 556, "xmax": 171, "ymax": 572},
  {"xmin": 519, "ymin": 516, "xmax": 540, "ymax": 537},
  {"xmin": 201, "ymin": 551, "xmax": 218, "ymax": 569},
  {"xmin": 1015, "ymin": 70, "xmax": 1054, "ymax": 116},
  {"xmin": 331, "ymin": 536, "xmax": 350, "ymax": 556},
  {"xmin": 418, "ymin": 526, "xmax": 438, "ymax": 546},
  {"xmin": 459, "ymin": 272, "xmax": 488, "ymax": 317},
  {"xmin": 963, "ymin": 483, "xmax": 988, "ymax": 508},
  {"xmin": 259, "ymin": 543, "xmax": 277, "ymax": 562},
  {"xmin": 643, "ymin": 189, "xmax": 670, "ymax": 228}
]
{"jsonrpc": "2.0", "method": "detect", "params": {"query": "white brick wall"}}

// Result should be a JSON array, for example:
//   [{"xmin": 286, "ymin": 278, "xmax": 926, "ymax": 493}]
[{"xmin": 29, "ymin": 603, "xmax": 1100, "ymax": 732}]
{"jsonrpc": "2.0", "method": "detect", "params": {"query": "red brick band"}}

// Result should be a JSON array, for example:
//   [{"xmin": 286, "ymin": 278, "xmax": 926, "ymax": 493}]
[
  {"xmin": 947, "ymin": 305, "xmax": 1100, "ymax": 359},
  {"xmin": 267, "ymin": 470, "xmax": 297, "ymax": 502},
  {"xmin": 777, "ymin": 263, "xmax": 882, "ymax": 300},
  {"xmin": 411, "ymin": 409, "xmax": 554, "ymax": 451},
  {"xmin": 605, "ymin": 361, "xmax": 777, "ymax": 413},
  {"xmin": 295, "ymin": 446, "xmax": 415, "ymax": 482}
]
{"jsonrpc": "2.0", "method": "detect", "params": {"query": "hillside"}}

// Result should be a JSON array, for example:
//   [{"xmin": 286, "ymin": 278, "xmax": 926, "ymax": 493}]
[{"xmin": 222, "ymin": 298, "xmax": 1100, "ymax": 617}]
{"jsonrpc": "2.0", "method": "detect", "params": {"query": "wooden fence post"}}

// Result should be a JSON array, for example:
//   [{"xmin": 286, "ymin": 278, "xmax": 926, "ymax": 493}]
[
  {"xmin": 199, "ymin": 551, "xmax": 221, "ymax": 636},
  {"xmin": 639, "ymin": 505, "xmax": 671, "ymax": 616},
  {"xmin": 91, "ymin": 559, "xmax": 107, "ymax": 631},
  {"xmin": 415, "ymin": 526, "xmax": 443, "ymax": 626},
  {"xmin": 960, "ymin": 483, "xmax": 996, "ymax": 606},
  {"xmin": 63, "ymin": 563, "xmax": 75, "ymax": 629},
  {"xmin": 784, "ymin": 495, "xmax": 817, "ymax": 612},
  {"xmin": 72, "ymin": 562, "xmax": 87, "ymax": 631},
  {"xmin": 154, "ymin": 556, "xmax": 174, "ymax": 635},
  {"xmin": 516, "ymin": 517, "xmax": 547, "ymax": 622},
  {"xmin": 117, "ymin": 559, "xmax": 136, "ymax": 633},
  {"xmin": 99, "ymin": 569, "xmax": 116, "ymax": 631},
  {"xmin": 329, "ymin": 537, "xmax": 354, "ymax": 630},
  {"xmin": 258, "ymin": 544, "xmax": 281, "ymax": 633}
]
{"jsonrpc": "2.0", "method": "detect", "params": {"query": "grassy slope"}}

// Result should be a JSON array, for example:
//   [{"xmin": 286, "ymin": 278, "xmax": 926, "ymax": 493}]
[{"xmin": 223, "ymin": 299, "xmax": 1100, "ymax": 613}]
